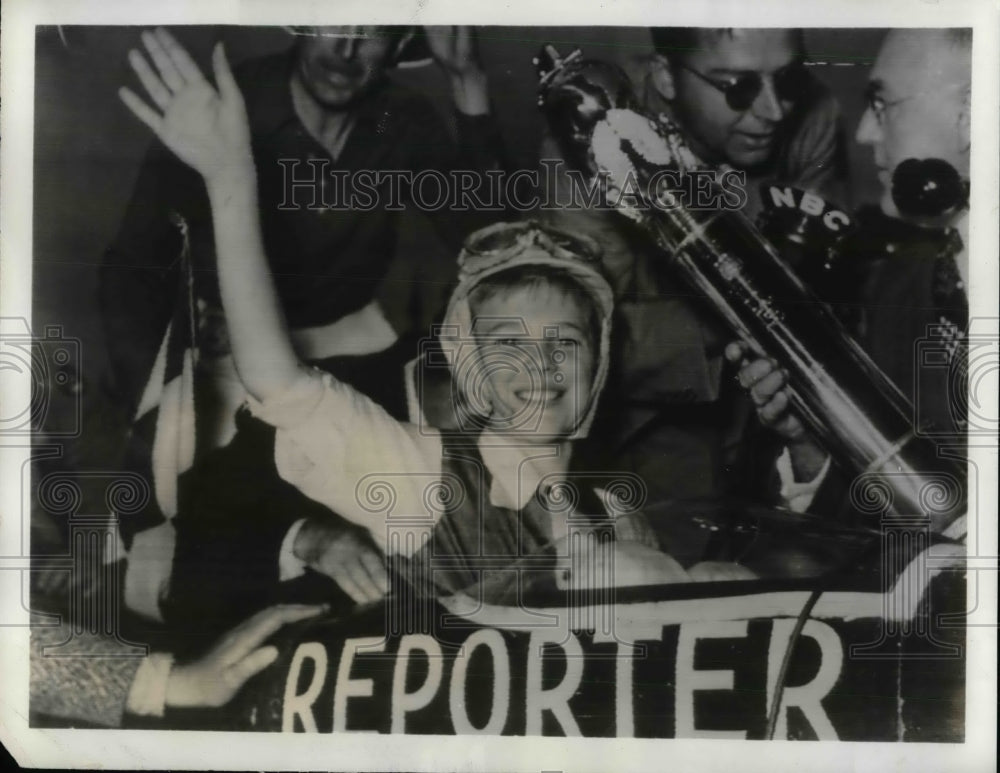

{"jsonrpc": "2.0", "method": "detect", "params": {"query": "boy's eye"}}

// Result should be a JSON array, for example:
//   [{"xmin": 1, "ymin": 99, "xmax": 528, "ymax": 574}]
[
  {"xmin": 487, "ymin": 338, "xmax": 581, "ymax": 351},
  {"xmin": 493, "ymin": 338, "xmax": 528, "ymax": 347}
]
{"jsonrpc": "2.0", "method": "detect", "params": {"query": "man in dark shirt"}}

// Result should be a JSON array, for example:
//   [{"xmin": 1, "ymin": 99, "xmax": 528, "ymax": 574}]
[{"xmin": 103, "ymin": 26, "xmax": 502, "ymax": 425}]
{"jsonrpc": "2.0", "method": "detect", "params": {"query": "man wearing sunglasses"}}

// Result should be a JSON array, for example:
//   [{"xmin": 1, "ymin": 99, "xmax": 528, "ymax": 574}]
[
  {"xmin": 540, "ymin": 28, "xmax": 847, "ymax": 540},
  {"xmin": 644, "ymin": 27, "xmax": 845, "ymax": 215}
]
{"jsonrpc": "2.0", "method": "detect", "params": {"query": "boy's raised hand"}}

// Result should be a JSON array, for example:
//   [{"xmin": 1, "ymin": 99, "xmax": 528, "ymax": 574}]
[{"xmin": 119, "ymin": 28, "xmax": 252, "ymax": 183}]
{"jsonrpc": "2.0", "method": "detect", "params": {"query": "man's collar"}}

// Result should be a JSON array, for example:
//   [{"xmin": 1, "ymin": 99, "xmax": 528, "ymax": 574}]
[{"xmin": 238, "ymin": 51, "xmax": 300, "ymax": 141}]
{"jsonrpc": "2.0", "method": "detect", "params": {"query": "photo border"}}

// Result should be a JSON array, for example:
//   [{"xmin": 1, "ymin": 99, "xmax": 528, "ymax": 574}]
[{"xmin": 2, "ymin": 0, "xmax": 996, "ymax": 770}]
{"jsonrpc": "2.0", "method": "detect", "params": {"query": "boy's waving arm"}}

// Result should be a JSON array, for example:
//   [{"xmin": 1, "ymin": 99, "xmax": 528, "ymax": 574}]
[{"xmin": 120, "ymin": 28, "xmax": 299, "ymax": 402}]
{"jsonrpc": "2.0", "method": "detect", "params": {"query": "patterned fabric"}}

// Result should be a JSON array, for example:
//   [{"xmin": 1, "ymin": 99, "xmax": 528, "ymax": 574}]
[{"xmin": 30, "ymin": 623, "xmax": 146, "ymax": 728}]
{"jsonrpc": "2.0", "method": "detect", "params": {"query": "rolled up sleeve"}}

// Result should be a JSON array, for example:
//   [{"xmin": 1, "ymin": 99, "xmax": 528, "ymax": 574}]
[{"xmin": 247, "ymin": 368, "xmax": 444, "ymax": 552}]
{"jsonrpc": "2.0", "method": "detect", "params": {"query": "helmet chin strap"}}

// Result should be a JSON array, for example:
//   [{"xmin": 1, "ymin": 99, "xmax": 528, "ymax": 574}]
[{"xmin": 890, "ymin": 157, "xmax": 970, "ymax": 225}]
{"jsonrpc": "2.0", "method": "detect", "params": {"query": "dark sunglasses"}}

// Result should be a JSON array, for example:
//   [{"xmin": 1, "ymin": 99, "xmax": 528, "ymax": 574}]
[{"xmin": 678, "ymin": 62, "xmax": 811, "ymax": 111}]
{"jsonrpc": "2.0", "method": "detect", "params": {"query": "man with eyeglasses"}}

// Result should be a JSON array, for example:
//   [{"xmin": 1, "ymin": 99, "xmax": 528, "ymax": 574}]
[
  {"xmin": 102, "ymin": 26, "xmax": 506, "ymax": 625},
  {"xmin": 540, "ymin": 28, "xmax": 847, "ymax": 539},
  {"xmin": 729, "ymin": 29, "xmax": 971, "ymax": 528}
]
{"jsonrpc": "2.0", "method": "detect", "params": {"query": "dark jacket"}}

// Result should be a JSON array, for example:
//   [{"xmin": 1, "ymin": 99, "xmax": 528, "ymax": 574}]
[{"xmin": 808, "ymin": 206, "xmax": 969, "ymax": 521}]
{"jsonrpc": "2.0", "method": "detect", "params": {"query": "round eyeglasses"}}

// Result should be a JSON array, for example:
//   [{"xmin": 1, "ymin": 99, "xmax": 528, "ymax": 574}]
[
  {"xmin": 863, "ymin": 81, "xmax": 969, "ymax": 125},
  {"xmin": 678, "ymin": 62, "xmax": 812, "ymax": 112}
]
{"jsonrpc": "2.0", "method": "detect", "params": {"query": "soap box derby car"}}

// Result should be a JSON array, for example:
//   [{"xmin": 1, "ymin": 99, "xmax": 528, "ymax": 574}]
[{"xmin": 197, "ymin": 502, "xmax": 966, "ymax": 742}]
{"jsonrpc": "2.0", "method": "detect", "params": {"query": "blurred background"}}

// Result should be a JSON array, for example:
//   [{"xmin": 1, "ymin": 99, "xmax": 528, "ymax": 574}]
[{"xmin": 30, "ymin": 25, "xmax": 887, "ymax": 445}]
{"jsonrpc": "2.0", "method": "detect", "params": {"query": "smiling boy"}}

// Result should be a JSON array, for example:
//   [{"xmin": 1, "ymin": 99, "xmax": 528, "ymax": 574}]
[{"xmin": 120, "ymin": 30, "xmax": 694, "ymax": 604}]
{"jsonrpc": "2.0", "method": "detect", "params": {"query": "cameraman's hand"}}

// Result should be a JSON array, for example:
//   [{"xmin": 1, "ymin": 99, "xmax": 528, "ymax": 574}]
[
  {"xmin": 119, "ymin": 28, "xmax": 253, "ymax": 183},
  {"xmin": 165, "ymin": 604, "xmax": 326, "ymax": 709},
  {"xmin": 293, "ymin": 518, "xmax": 389, "ymax": 604},
  {"xmin": 725, "ymin": 340, "xmax": 829, "ymax": 482},
  {"xmin": 725, "ymin": 341, "xmax": 805, "ymax": 441}
]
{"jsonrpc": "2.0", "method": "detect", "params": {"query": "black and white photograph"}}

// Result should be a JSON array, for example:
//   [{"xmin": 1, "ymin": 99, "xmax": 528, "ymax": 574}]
[{"xmin": 1, "ymin": 0, "xmax": 996, "ymax": 770}]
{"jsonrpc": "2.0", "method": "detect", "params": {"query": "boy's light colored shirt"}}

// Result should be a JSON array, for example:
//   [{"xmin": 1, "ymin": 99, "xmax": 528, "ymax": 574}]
[{"xmin": 249, "ymin": 367, "xmax": 573, "ymax": 570}]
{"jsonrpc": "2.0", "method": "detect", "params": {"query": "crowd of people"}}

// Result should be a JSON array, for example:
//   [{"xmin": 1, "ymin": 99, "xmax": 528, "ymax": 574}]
[{"xmin": 31, "ymin": 25, "xmax": 971, "ymax": 726}]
